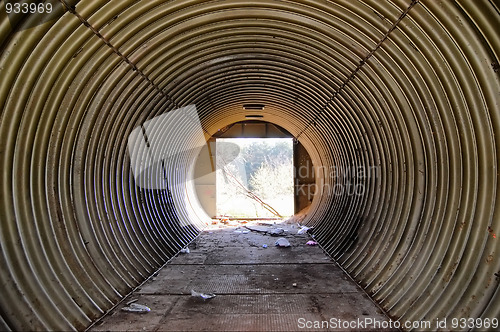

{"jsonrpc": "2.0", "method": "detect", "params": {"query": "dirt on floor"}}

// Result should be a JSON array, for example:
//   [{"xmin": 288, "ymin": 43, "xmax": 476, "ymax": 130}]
[{"xmin": 90, "ymin": 220, "xmax": 396, "ymax": 331}]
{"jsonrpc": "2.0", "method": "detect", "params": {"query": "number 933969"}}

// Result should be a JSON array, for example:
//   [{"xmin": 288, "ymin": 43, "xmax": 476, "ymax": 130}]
[{"xmin": 5, "ymin": 2, "xmax": 53, "ymax": 14}]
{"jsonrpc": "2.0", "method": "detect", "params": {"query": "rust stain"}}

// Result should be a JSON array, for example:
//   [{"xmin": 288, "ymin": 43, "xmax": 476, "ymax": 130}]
[
  {"xmin": 488, "ymin": 226, "xmax": 496, "ymax": 238},
  {"xmin": 461, "ymin": 306, "xmax": 471, "ymax": 316},
  {"xmin": 443, "ymin": 261, "xmax": 459, "ymax": 283},
  {"xmin": 492, "ymin": 61, "xmax": 500, "ymax": 73},
  {"xmin": 486, "ymin": 277, "xmax": 492, "ymax": 288}
]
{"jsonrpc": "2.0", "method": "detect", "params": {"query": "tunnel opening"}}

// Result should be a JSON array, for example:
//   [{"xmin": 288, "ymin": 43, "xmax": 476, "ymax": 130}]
[
  {"xmin": 215, "ymin": 137, "xmax": 294, "ymax": 219},
  {"xmin": 194, "ymin": 121, "xmax": 316, "ymax": 222}
]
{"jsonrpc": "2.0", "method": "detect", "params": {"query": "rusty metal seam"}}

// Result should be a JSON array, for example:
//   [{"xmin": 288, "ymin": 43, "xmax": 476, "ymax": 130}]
[
  {"xmin": 296, "ymin": 0, "xmax": 419, "ymax": 140},
  {"xmin": 58, "ymin": 0, "xmax": 179, "ymax": 109}
]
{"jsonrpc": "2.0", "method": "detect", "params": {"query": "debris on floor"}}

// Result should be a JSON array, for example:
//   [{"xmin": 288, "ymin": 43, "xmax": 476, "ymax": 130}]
[
  {"xmin": 91, "ymin": 220, "xmax": 395, "ymax": 331},
  {"xmin": 121, "ymin": 302, "xmax": 151, "ymax": 313},
  {"xmin": 275, "ymin": 237, "xmax": 291, "ymax": 247},
  {"xmin": 244, "ymin": 225, "xmax": 268, "ymax": 234},
  {"xmin": 191, "ymin": 289, "xmax": 216, "ymax": 301},
  {"xmin": 297, "ymin": 225, "xmax": 312, "ymax": 234},
  {"xmin": 180, "ymin": 247, "xmax": 190, "ymax": 254},
  {"xmin": 245, "ymin": 225, "xmax": 286, "ymax": 237},
  {"xmin": 268, "ymin": 228, "xmax": 285, "ymax": 236},
  {"xmin": 257, "ymin": 221, "xmax": 276, "ymax": 226},
  {"xmin": 306, "ymin": 240, "xmax": 318, "ymax": 246}
]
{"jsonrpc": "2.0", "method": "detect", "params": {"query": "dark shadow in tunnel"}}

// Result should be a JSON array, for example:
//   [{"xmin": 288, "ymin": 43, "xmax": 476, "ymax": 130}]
[{"xmin": 135, "ymin": 186, "xmax": 198, "ymax": 256}]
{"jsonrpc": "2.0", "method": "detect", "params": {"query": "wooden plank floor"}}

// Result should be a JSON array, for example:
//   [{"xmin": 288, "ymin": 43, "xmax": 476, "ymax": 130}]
[{"xmin": 90, "ymin": 222, "xmax": 395, "ymax": 331}]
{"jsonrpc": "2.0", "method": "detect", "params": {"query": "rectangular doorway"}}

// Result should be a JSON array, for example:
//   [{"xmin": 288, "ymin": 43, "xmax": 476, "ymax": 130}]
[{"xmin": 216, "ymin": 138, "xmax": 294, "ymax": 218}]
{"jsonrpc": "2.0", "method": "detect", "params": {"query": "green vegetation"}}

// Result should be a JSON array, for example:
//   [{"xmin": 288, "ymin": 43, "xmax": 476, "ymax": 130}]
[{"xmin": 216, "ymin": 138, "xmax": 294, "ymax": 218}]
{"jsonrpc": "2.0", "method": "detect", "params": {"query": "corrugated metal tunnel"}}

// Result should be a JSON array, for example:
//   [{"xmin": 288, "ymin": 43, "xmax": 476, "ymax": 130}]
[{"xmin": 0, "ymin": 0, "xmax": 499, "ymax": 330}]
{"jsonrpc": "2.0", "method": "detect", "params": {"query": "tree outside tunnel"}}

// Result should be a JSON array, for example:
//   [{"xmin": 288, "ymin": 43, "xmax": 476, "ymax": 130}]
[{"xmin": 216, "ymin": 138, "xmax": 294, "ymax": 218}]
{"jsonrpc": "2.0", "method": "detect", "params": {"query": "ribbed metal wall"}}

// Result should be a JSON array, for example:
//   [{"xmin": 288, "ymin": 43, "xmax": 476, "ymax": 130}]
[{"xmin": 0, "ymin": 0, "xmax": 499, "ymax": 330}]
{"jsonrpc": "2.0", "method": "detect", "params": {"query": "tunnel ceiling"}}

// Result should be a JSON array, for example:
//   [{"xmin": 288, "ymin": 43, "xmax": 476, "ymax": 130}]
[{"xmin": 1, "ymin": 0, "xmax": 500, "ymax": 330}]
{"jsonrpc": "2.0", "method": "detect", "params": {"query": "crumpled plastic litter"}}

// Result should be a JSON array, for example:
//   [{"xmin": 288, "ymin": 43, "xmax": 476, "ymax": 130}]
[
  {"xmin": 275, "ymin": 237, "xmax": 291, "ymax": 247},
  {"xmin": 121, "ymin": 302, "xmax": 151, "ymax": 313},
  {"xmin": 306, "ymin": 240, "xmax": 318, "ymax": 246},
  {"xmin": 180, "ymin": 247, "xmax": 190, "ymax": 254},
  {"xmin": 191, "ymin": 289, "xmax": 216, "ymax": 300},
  {"xmin": 297, "ymin": 226, "xmax": 311, "ymax": 234}
]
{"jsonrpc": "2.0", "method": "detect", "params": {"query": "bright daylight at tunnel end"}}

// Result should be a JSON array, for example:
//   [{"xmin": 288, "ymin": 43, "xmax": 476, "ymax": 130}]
[{"xmin": 0, "ymin": 0, "xmax": 500, "ymax": 331}]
